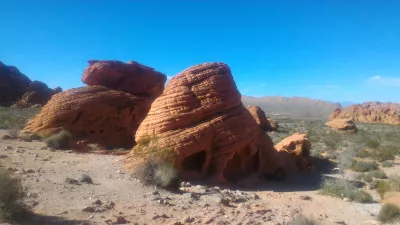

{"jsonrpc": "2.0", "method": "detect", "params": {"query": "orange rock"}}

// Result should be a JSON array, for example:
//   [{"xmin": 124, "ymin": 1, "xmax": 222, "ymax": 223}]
[
  {"xmin": 14, "ymin": 81, "xmax": 62, "ymax": 108},
  {"xmin": 23, "ymin": 86, "xmax": 154, "ymax": 149},
  {"xmin": 329, "ymin": 102, "xmax": 400, "ymax": 125},
  {"xmin": 246, "ymin": 105, "xmax": 278, "ymax": 132},
  {"xmin": 81, "ymin": 60, "xmax": 167, "ymax": 97},
  {"xmin": 124, "ymin": 62, "xmax": 286, "ymax": 184},
  {"xmin": 274, "ymin": 133, "xmax": 312, "ymax": 172},
  {"xmin": 325, "ymin": 119, "xmax": 357, "ymax": 132}
]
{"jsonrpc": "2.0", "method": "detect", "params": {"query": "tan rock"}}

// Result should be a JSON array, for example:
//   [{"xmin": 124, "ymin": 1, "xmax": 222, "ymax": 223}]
[
  {"xmin": 81, "ymin": 60, "xmax": 167, "ymax": 97},
  {"xmin": 246, "ymin": 105, "xmax": 278, "ymax": 132},
  {"xmin": 124, "ymin": 62, "xmax": 286, "ymax": 184},
  {"xmin": 23, "ymin": 86, "xmax": 154, "ymax": 149},
  {"xmin": 324, "ymin": 119, "xmax": 357, "ymax": 132},
  {"xmin": 274, "ymin": 133, "xmax": 312, "ymax": 172},
  {"xmin": 329, "ymin": 102, "xmax": 400, "ymax": 125}
]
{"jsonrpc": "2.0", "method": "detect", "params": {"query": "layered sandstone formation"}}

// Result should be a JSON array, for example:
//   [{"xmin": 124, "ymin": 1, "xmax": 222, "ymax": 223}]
[
  {"xmin": 246, "ymin": 105, "xmax": 278, "ymax": 132},
  {"xmin": 274, "ymin": 133, "xmax": 312, "ymax": 172},
  {"xmin": 125, "ymin": 62, "xmax": 286, "ymax": 184},
  {"xmin": 0, "ymin": 61, "xmax": 61, "ymax": 107},
  {"xmin": 325, "ymin": 119, "xmax": 357, "ymax": 132},
  {"xmin": 82, "ymin": 60, "xmax": 167, "ymax": 98},
  {"xmin": 329, "ymin": 102, "xmax": 400, "ymax": 125},
  {"xmin": 23, "ymin": 60, "xmax": 167, "ymax": 149}
]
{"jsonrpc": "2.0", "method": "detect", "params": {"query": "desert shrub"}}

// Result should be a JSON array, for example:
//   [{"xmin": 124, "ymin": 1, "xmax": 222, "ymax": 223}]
[
  {"xmin": 366, "ymin": 139, "xmax": 381, "ymax": 149},
  {"xmin": 0, "ymin": 107, "xmax": 39, "ymax": 129},
  {"xmin": 382, "ymin": 160, "xmax": 395, "ymax": 168},
  {"xmin": 355, "ymin": 149, "xmax": 371, "ymax": 158},
  {"xmin": 372, "ymin": 145, "xmax": 398, "ymax": 162},
  {"xmin": 319, "ymin": 178, "xmax": 373, "ymax": 203},
  {"xmin": 7, "ymin": 127, "xmax": 20, "ymax": 139},
  {"xmin": 20, "ymin": 133, "xmax": 41, "ymax": 142},
  {"xmin": 368, "ymin": 170, "xmax": 388, "ymax": 179},
  {"xmin": 43, "ymin": 130, "xmax": 72, "ymax": 150},
  {"xmin": 378, "ymin": 204, "xmax": 400, "ymax": 224},
  {"xmin": 369, "ymin": 179, "xmax": 379, "ymax": 190},
  {"xmin": 288, "ymin": 214, "xmax": 321, "ymax": 225},
  {"xmin": 0, "ymin": 167, "xmax": 29, "ymax": 222},
  {"xmin": 377, "ymin": 176, "xmax": 400, "ymax": 199},
  {"xmin": 131, "ymin": 136, "xmax": 180, "ymax": 191},
  {"xmin": 350, "ymin": 160, "xmax": 378, "ymax": 172}
]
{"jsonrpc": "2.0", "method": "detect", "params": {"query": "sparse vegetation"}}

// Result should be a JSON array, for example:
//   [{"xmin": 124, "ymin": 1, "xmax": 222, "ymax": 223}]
[
  {"xmin": 43, "ymin": 130, "xmax": 72, "ymax": 150},
  {"xmin": 378, "ymin": 204, "xmax": 400, "ymax": 224},
  {"xmin": 376, "ymin": 176, "xmax": 400, "ymax": 199},
  {"xmin": 319, "ymin": 178, "xmax": 373, "ymax": 203},
  {"xmin": 350, "ymin": 160, "xmax": 379, "ymax": 172},
  {"xmin": 288, "ymin": 214, "xmax": 321, "ymax": 225},
  {"xmin": 0, "ymin": 167, "xmax": 29, "ymax": 222},
  {"xmin": 131, "ymin": 136, "xmax": 180, "ymax": 191},
  {"xmin": 382, "ymin": 160, "xmax": 394, "ymax": 168},
  {"xmin": 0, "ymin": 107, "xmax": 40, "ymax": 129},
  {"xmin": 7, "ymin": 127, "xmax": 20, "ymax": 139}
]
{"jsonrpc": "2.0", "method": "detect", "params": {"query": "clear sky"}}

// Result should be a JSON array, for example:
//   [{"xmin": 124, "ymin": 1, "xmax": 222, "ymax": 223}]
[{"xmin": 1, "ymin": 1, "xmax": 399, "ymax": 103}]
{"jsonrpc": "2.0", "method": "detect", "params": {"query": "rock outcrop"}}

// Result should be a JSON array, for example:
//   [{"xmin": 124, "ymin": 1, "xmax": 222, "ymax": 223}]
[
  {"xmin": 82, "ymin": 60, "xmax": 167, "ymax": 98},
  {"xmin": 246, "ymin": 105, "xmax": 278, "ymax": 132},
  {"xmin": 325, "ymin": 119, "xmax": 357, "ymax": 132},
  {"xmin": 274, "ymin": 133, "xmax": 312, "ymax": 172},
  {"xmin": 0, "ymin": 61, "xmax": 60, "ymax": 107},
  {"xmin": 23, "ymin": 86, "xmax": 154, "ymax": 149},
  {"xmin": 125, "ymin": 62, "xmax": 286, "ymax": 184},
  {"xmin": 329, "ymin": 102, "xmax": 400, "ymax": 125}
]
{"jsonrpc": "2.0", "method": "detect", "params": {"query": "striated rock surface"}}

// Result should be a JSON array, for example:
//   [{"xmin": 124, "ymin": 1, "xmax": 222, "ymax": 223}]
[
  {"xmin": 23, "ymin": 86, "xmax": 154, "ymax": 149},
  {"xmin": 125, "ymin": 62, "xmax": 286, "ymax": 184},
  {"xmin": 275, "ymin": 133, "xmax": 312, "ymax": 172},
  {"xmin": 325, "ymin": 119, "xmax": 357, "ymax": 132},
  {"xmin": 14, "ymin": 81, "xmax": 63, "ymax": 108},
  {"xmin": 329, "ymin": 102, "xmax": 400, "ymax": 125},
  {"xmin": 246, "ymin": 105, "xmax": 278, "ymax": 132},
  {"xmin": 0, "ymin": 61, "xmax": 31, "ymax": 106},
  {"xmin": 82, "ymin": 60, "xmax": 167, "ymax": 98}
]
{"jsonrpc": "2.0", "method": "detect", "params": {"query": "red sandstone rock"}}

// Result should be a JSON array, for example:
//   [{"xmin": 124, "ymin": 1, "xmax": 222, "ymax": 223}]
[
  {"xmin": 246, "ymin": 105, "xmax": 278, "ymax": 132},
  {"xmin": 23, "ymin": 86, "xmax": 154, "ymax": 149},
  {"xmin": 124, "ymin": 62, "xmax": 286, "ymax": 184},
  {"xmin": 14, "ymin": 81, "xmax": 62, "ymax": 108},
  {"xmin": 274, "ymin": 133, "xmax": 312, "ymax": 172},
  {"xmin": 329, "ymin": 102, "xmax": 400, "ymax": 125},
  {"xmin": 325, "ymin": 119, "xmax": 357, "ymax": 132},
  {"xmin": 0, "ymin": 61, "xmax": 31, "ymax": 106},
  {"xmin": 81, "ymin": 60, "xmax": 167, "ymax": 97}
]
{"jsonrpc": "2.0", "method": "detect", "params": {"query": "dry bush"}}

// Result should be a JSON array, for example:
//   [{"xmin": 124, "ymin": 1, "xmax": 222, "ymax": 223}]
[
  {"xmin": 0, "ymin": 167, "xmax": 29, "ymax": 222},
  {"xmin": 43, "ymin": 130, "xmax": 72, "ymax": 150},
  {"xmin": 377, "ymin": 176, "xmax": 400, "ymax": 199},
  {"xmin": 288, "ymin": 214, "xmax": 320, "ymax": 225},
  {"xmin": 350, "ymin": 160, "xmax": 378, "ymax": 172},
  {"xmin": 319, "ymin": 178, "xmax": 373, "ymax": 203},
  {"xmin": 378, "ymin": 204, "xmax": 400, "ymax": 224}
]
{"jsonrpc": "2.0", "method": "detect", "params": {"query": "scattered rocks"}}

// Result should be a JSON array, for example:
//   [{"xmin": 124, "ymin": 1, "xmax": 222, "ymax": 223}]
[
  {"xmin": 77, "ymin": 174, "xmax": 93, "ymax": 184},
  {"xmin": 82, "ymin": 206, "xmax": 95, "ymax": 213},
  {"xmin": 4, "ymin": 145, "xmax": 13, "ymax": 150},
  {"xmin": 299, "ymin": 195, "xmax": 312, "ymax": 200},
  {"xmin": 65, "ymin": 178, "xmax": 80, "ymax": 185},
  {"xmin": 0, "ymin": 155, "xmax": 8, "ymax": 159}
]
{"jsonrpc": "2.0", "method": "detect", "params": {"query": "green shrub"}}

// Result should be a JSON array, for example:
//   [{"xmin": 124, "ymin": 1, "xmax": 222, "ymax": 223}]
[
  {"xmin": 382, "ymin": 160, "xmax": 394, "ymax": 168},
  {"xmin": 350, "ymin": 160, "xmax": 378, "ymax": 172},
  {"xmin": 288, "ymin": 214, "xmax": 321, "ymax": 225},
  {"xmin": 372, "ymin": 145, "xmax": 398, "ymax": 162},
  {"xmin": 368, "ymin": 170, "xmax": 388, "ymax": 179},
  {"xmin": 7, "ymin": 127, "xmax": 20, "ymax": 139},
  {"xmin": 366, "ymin": 139, "xmax": 381, "ymax": 149},
  {"xmin": 378, "ymin": 204, "xmax": 400, "ymax": 224},
  {"xmin": 43, "ymin": 130, "xmax": 72, "ymax": 150},
  {"xmin": 355, "ymin": 149, "xmax": 371, "ymax": 158},
  {"xmin": 0, "ymin": 167, "xmax": 29, "ymax": 222},
  {"xmin": 319, "ymin": 178, "xmax": 373, "ymax": 203},
  {"xmin": 377, "ymin": 176, "xmax": 400, "ymax": 199}
]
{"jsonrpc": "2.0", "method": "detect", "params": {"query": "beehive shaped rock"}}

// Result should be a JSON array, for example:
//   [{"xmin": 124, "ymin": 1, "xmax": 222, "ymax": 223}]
[
  {"xmin": 246, "ymin": 105, "xmax": 278, "ymax": 132},
  {"xmin": 275, "ymin": 133, "xmax": 311, "ymax": 172},
  {"xmin": 23, "ymin": 86, "xmax": 154, "ymax": 149},
  {"xmin": 325, "ymin": 119, "xmax": 357, "ymax": 132},
  {"xmin": 125, "ymin": 62, "xmax": 285, "ymax": 184},
  {"xmin": 329, "ymin": 102, "xmax": 400, "ymax": 125},
  {"xmin": 82, "ymin": 60, "xmax": 167, "ymax": 98}
]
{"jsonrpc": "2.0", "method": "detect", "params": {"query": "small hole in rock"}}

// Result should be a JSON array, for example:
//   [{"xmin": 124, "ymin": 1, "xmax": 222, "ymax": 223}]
[{"xmin": 181, "ymin": 150, "xmax": 206, "ymax": 172}]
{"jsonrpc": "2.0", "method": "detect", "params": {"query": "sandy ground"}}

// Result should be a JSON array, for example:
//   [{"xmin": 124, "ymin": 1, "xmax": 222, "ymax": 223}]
[{"xmin": 0, "ymin": 129, "xmax": 387, "ymax": 225}]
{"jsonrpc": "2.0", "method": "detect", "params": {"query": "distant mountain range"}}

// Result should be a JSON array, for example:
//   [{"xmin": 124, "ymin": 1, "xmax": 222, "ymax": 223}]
[{"xmin": 241, "ymin": 96, "xmax": 344, "ymax": 120}]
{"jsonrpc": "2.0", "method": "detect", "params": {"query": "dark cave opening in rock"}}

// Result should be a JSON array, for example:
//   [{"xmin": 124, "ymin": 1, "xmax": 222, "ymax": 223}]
[
  {"xmin": 181, "ymin": 150, "xmax": 206, "ymax": 172},
  {"xmin": 223, "ymin": 149, "xmax": 260, "ymax": 182}
]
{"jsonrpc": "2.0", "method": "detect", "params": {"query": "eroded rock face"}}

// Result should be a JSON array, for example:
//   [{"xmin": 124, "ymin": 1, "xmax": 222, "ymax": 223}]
[
  {"xmin": 14, "ymin": 81, "xmax": 63, "ymax": 108},
  {"xmin": 0, "ymin": 61, "xmax": 31, "ymax": 106},
  {"xmin": 325, "ymin": 119, "xmax": 357, "ymax": 132},
  {"xmin": 82, "ymin": 60, "xmax": 167, "ymax": 98},
  {"xmin": 329, "ymin": 102, "xmax": 400, "ymax": 125},
  {"xmin": 125, "ymin": 62, "xmax": 285, "ymax": 184},
  {"xmin": 246, "ymin": 105, "xmax": 278, "ymax": 132},
  {"xmin": 274, "ymin": 133, "xmax": 312, "ymax": 172},
  {"xmin": 23, "ymin": 86, "xmax": 154, "ymax": 149}
]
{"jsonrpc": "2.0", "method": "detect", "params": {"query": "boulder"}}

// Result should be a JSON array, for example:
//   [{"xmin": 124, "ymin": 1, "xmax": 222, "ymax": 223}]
[
  {"xmin": 82, "ymin": 60, "xmax": 167, "ymax": 98},
  {"xmin": 324, "ymin": 119, "xmax": 357, "ymax": 132},
  {"xmin": 124, "ymin": 62, "xmax": 286, "ymax": 184},
  {"xmin": 23, "ymin": 86, "xmax": 154, "ymax": 149},
  {"xmin": 246, "ymin": 105, "xmax": 278, "ymax": 132},
  {"xmin": 14, "ymin": 81, "xmax": 62, "ymax": 108},
  {"xmin": 329, "ymin": 102, "xmax": 400, "ymax": 125},
  {"xmin": 0, "ymin": 61, "xmax": 31, "ymax": 106},
  {"xmin": 275, "ymin": 133, "xmax": 312, "ymax": 172}
]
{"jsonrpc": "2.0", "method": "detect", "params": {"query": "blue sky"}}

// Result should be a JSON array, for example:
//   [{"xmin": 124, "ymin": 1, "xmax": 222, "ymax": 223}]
[{"xmin": 1, "ymin": 1, "xmax": 399, "ymax": 103}]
